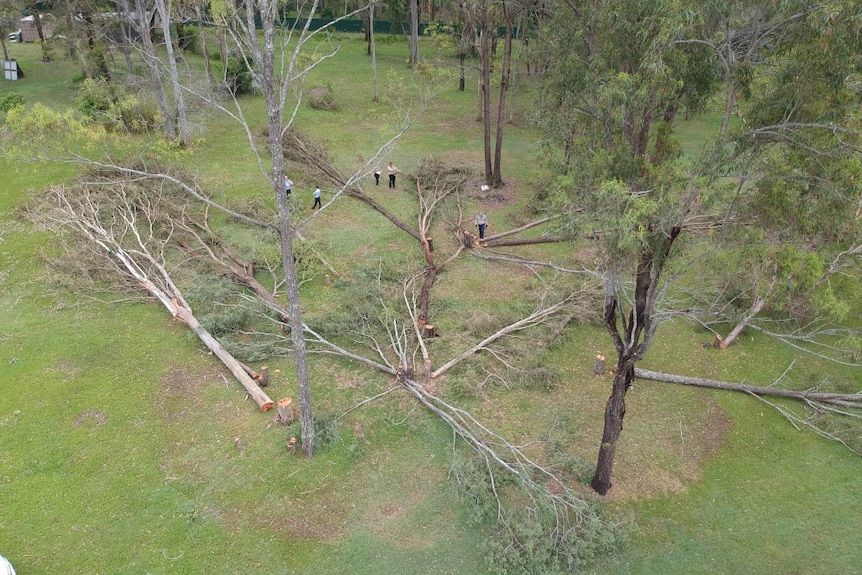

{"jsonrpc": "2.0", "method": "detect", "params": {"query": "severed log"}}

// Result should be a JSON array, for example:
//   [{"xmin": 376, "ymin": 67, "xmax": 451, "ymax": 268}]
[
  {"xmin": 634, "ymin": 368, "xmax": 862, "ymax": 408},
  {"xmin": 481, "ymin": 215, "xmax": 560, "ymax": 242},
  {"xmin": 721, "ymin": 276, "xmax": 776, "ymax": 349},
  {"xmin": 173, "ymin": 304, "xmax": 275, "ymax": 411},
  {"xmin": 481, "ymin": 236, "xmax": 565, "ymax": 248}
]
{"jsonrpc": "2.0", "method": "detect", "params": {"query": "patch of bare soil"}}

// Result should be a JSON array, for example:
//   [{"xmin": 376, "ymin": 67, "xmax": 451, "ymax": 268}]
[
  {"xmin": 72, "ymin": 410, "xmax": 107, "ymax": 428},
  {"xmin": 155, "ymin": 365, "xmax": 224, "ymax": 422},
  {"xmin": 608, "ymin": 398, "xmax": 731, "ymax": 501}
]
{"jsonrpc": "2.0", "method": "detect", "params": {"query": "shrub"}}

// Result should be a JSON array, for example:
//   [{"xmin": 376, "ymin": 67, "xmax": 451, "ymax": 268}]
[
  {"xmin": 76, "ymin": 78, "xmax": 160, "ymax": 133},
  {"xmin": 225, "ymin": 57, "xmax": 254, "ymax": 95},
  {"xmin": 308, "ymin": 84, "xmax": 338, "ymax": 111},
  {"xmin": 0, "ymin": 93, "xmax": 25, "ymax": 112}
]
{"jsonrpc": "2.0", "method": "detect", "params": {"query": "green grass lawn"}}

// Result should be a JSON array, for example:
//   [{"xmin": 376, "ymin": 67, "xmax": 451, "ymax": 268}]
[{"xmin": 2, "ymin": 31, "xmax": 861, "ymax": 575}]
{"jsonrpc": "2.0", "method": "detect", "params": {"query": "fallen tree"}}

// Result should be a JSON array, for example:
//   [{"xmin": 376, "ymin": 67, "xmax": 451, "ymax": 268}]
[{"xmin": 27, "ymin": 174, "xmax": 275, "ymax": 412}]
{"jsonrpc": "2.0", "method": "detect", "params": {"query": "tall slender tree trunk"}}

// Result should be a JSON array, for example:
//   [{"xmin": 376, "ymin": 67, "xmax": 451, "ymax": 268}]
[
  {"xmin": 477, "ymin": 10, "xmax": 492, "ymax": 183},
  {"xmin": 30, "ymin": 7, "xmax": 50, "ymax": 62},
  {"xmin": 409, "ymin": 0, "xmax": 420, "ymax": 66},
  {"xmin": 591, "ymin": 362, "xmax": 633, "ymax": 495},
  {"xmin": 491, "ymin": 8, "xmax": 512, "ymax": 188},
  {"xmin": 370, "ymin": 3, "xmax": 378, "ymax": 102},
  {"xmin": 251, "ymin": 0, "xmax": 315, "ymax": 457},
  {"xmin": 134, "ymin": 0, "xmax": 177, "ymax": 140},
  {"xmin": 156, "ymin": 0, "xmax": 191, "ymax": 145},
  {"xmin": 196, "ymin": 5, "xmax": 215, "ymax": 85}
]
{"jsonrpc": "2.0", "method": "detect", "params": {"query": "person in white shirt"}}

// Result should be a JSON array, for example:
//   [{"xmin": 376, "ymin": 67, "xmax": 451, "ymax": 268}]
[{"xmin": 312, "ymin": 186, "xmax": 322, "ymax": 209}]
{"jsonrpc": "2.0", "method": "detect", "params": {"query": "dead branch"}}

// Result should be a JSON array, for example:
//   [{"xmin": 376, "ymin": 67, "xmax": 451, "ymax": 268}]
[
  {"xmin": 431, "ymin": 297, "xmax": 576, "ymax": 379},
  {"xmin": 721, "ymin": 275, "xmax": 776, "ymax": 348}
]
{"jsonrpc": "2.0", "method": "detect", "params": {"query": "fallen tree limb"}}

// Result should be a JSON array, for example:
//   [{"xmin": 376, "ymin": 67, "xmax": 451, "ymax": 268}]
[{"xmin": 635, "ymin": 368, "xmax": 862, "ymax": 409}]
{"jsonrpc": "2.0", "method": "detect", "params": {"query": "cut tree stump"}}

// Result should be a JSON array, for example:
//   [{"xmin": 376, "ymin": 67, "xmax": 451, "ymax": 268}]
[
  {"xmin": 594, "ymin": 354, "xmax": 606, "ymax": 376},
  {"xmin": 276, "ymin": 397, "xmax": 297, "ymax": 425},
  {"xmin": 255, "ymin": 365, "xmax": 269, "ymax": 388},
  {"xmin": 422, "ymin": 324, "xmax": 437, "ymax": 338},
  {"xmin": 713, "ymin": 334, "xmax": 724, "ymax": 349},
  {"xmin": 463, "ymin": 232, "xmax": 476, "ymax": 249}
]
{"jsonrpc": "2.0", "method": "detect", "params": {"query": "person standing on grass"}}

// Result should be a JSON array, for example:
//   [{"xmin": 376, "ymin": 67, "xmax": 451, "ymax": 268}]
[
  {"xmin": 387, "ymin": 161, "xmax": 399, "ymax": 188},
  {"xmin": 475, "ymin": 211, "xmax": 488, "ymax": 239},
  {"xmin": 374, "ymin": 167, "xmax": 381, "ymax": 186},
  {"xmin": 284, "ymin": 175, "xmax": 293, "ymax": 196},
  {"xmin": 312, "ymin": 186, "xmax": 322, "ymax": 209}
]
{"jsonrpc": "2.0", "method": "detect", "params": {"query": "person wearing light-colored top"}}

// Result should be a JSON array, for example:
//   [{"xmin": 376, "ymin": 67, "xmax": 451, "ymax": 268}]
[
  {"xmin": 387, "ymin": 161, "xmax": 399, "ymax": 188},
  {"xmin": 475, "ymin": 211, "xmax": 488, "ymax": 239},
  {"xmin": 312, "ymin": 186, "xmax": 322, "ymax": 209}
]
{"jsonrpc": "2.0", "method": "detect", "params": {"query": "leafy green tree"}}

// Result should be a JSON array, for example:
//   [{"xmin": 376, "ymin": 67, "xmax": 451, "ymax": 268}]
[{"xmin": 537, "ymin": 0, "xmax": 862, "ymax": 495}]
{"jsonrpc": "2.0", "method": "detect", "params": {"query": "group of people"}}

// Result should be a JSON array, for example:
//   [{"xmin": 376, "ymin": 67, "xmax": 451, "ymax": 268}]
[
  {"xmin": 284, "ymin": 175, "xmax": 322, "ymax": 210},
  {"xmin": 283, "ymin": 167, "xmax": 489, "ymax": 238},
  {"xmin": 373, "ymin": 161, "xmax": 400, "ymax": 188}
]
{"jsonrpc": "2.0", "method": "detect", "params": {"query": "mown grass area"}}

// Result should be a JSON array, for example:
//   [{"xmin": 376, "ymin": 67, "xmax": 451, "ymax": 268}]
[{"xmin": 2, "ymin": 32, "xmax": 861, "ymax": 575}]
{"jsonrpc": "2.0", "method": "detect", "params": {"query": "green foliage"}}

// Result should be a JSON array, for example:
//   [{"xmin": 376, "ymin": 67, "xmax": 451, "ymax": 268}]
[
  {"xmin": 3, "ymin": 102, "xmax": 106, "ymax": 159},
  {"xmin": 77, "ymin": 77, "xmax": 162, "ymax": 134},
  {"xmin": 0, "ymin": 92, "xmax": 25, "ymax": 112},
  {"xmin": 451, "ymin": 452, "xmax": 623, "ymax": 575},
  {"xmin": 225, "ymin": 57, "xmax": 254, "ymax": 95}
]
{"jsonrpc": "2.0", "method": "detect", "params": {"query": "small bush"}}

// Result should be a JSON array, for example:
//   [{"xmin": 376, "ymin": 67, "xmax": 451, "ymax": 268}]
[
  {"xmin": 308, "ymin": 84, "xmax": 338, "ymax": 111},
  {"xmin": 76, "ymin": 78, "xmax": 160, "ymax": 133},
  {"xmin": 0, "ymin": 93, "xmax": 25, "ymax": 112},
  {"xmin": 224, "ymin": 57, "xmax": 254, "ymax": 95}
]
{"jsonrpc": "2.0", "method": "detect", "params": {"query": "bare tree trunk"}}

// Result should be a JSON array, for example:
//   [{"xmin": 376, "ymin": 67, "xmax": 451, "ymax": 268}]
[
  {"xmin": 156, "ymin": 0, "xmax": 191, "ymax": 145},
  {"xmin": 721, "ymin": 276, "xmax": 776, "ymax": 348},
  {"xmin": 133, "ymin": 0, "xmax": 177, "ymax": 140},
  {"xmin": 478, "ymin": 11, "xmax": 492, "ymax": 183},
  {"xmin": 30, "ymin": 7, "xmax": 50, "ymax": 62},
  {"xmin": 250, "ymin": 0, "xmax": 315, "ymax": 457},
  {"xmin": 634, "ymin": 368, "xmax": 862, "ymax": 407},
  {"xmin": 491, "ymin": 6, "xmax": 513, "ymax": 187},
  {"xmin": 408, "ymin": 0, "xmax": 420, "ymax": 66},
  {"xmin": 591, "ymin": 362, "xmax": 632, "ymax": 495},
  {"xmin": 195, "ymin": 4, "xmax": 215, "ymax": 85},
  {"xmin": 370, "ymin": 3, "xmax": 378, "ymax": 102}
]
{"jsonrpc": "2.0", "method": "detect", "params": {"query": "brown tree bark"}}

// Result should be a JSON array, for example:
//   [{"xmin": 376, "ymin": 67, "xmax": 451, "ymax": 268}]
[{"xmin": 491, "ymin": 5, "xmax": 513, "ymax": 187}]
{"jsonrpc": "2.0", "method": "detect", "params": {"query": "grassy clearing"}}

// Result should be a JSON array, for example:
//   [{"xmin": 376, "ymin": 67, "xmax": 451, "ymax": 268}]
[{"xmin": 2, "ymin": 31, "xmax": 861, "ymax": 575}]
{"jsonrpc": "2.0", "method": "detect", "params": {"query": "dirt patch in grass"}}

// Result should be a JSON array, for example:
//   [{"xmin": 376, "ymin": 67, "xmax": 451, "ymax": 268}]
[
  {"xmin": 609, "ymin": 396, "xmax": 732, "ymax": 501},
  {"xmin": 156, "ymin": 365, "xmax": 226, "ymax": 422},
  {"xmin": 72, "ymin": 409, "xmax": 107, "ymax": 428}
]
